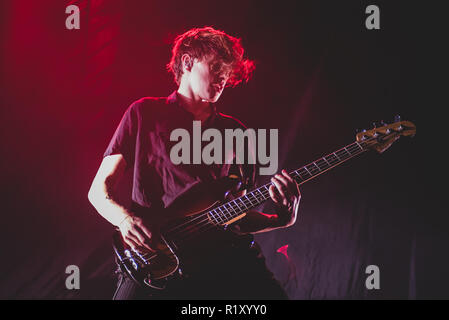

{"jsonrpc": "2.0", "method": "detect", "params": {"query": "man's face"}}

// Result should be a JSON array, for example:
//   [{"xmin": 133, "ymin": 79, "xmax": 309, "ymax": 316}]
[{"xmin": 189, "ymin": 56, "xmax": 230, "ymax": 103}]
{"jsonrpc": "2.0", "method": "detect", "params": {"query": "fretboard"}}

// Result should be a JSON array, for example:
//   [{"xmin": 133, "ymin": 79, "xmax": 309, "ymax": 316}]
[{"xmin": 208, "ymin": 140, "xmax": 368, "ymax": 225}]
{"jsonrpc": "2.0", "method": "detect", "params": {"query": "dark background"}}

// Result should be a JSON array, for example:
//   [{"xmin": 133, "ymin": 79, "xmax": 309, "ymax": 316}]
[{"xmin": 0, "ymin": 0, "xmax": 446, "ymax": 299}]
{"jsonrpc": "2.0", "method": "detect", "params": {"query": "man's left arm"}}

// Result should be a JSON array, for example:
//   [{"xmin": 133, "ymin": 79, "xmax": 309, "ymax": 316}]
[{"xmin": 233, "ymin": 169, "xmax": 301, "ymax": 234}]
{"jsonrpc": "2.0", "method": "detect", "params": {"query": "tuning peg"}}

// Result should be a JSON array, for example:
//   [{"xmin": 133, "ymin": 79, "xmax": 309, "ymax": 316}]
[
  {"xmin": 394, "ymin": 115, "xmax": 401, "ymax": 122},
  {"xmin": 372, "ymin": 122, "xmax": 377, "ymax": 128},
  {"xmin": 380, "ymin": 120, "xmax": 387, "ymax": 126}
]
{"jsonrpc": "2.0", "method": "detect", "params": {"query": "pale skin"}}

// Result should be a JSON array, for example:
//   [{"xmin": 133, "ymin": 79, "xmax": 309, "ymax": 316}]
[{"xmin": 87, "ymin": 54, "xmax": 301, "ymax": 251}]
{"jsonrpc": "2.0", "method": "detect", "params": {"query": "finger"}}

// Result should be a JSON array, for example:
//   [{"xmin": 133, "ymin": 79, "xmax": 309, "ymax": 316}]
[
  {"xmin": 124, "ymin": 234, "xmax": 140, "ymax": 251},
  {"xmin": 281, "ymin": 170, "xmax": 300, "ymax": 196},
  {"xmin": 130, "ymin": 229, "xmax": 150, "ymax": 247},
  {"xmin": 135, "ymin": 220, "xmax": 153, "ymax": 241},
  {"xmin": 271, "ymin": 176, "xmax": 289, "ymax": 200},
  {"xmin": 269, "ymin": 184, "xmax": 282, "ymax": 205},
  {"xmin": 275, "ymin": 174, "xmax": 295, "ymax": 202},
  {"xmin": 281, "ymin": 170, "xmax": 299, "ymax": 193},
  {"xmin": 281, "ymin": 170, "xmax": 296, "ymax": 185},
  {"xmin": 274, "ymin": 173, "xmax": 289, "ymax": 186},
  {"xmin": 130, "ymin": 229, "xmax": 154, "ymax": 252}
]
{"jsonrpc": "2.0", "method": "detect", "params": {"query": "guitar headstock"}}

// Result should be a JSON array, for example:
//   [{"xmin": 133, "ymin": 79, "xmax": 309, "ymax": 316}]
[{"xmin": 356, "ymin": 116, "xmax": 416, "ymax": 153}]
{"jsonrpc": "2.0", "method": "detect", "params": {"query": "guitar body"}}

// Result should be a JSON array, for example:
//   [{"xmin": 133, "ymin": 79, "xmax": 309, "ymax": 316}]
[{"xmin": 113, "ymin": 175, "xmax": 243, "ymax": 290}]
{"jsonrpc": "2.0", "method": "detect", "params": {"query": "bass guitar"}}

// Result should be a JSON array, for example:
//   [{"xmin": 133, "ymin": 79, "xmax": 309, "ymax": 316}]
[{"xmin": 113, "ymin": 116, "xmax": 416, "ymax": 289}]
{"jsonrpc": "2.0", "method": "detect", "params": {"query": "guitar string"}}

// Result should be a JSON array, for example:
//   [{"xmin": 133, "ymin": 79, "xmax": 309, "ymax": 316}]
[
  {"xmin": 126, "ymin": 175, "xmax": 302, "ymax": 261},
  {"xmin": 162, "ymin": 139, "xmax": 370, "ymax": 238},
  {"xmin": 176, "ymin": 187, "xmax": 275, "ymax": 243},
  {"xmin": 124, "ymin": 142, "xmax": 369, "ymax": 262},
  {"xmin": 167, "ymin": 186, "xmax": 273, "ymax": 240},
  {"xmin": 125, "ymin": 134, "xmax": 384, "ymax": 261},
  {"xmin": 173, "ymin": 147, "xmax": 369, "ymax": 244},
  {"xmin": 123, "ymin": 131, "xmax": 401, "ymax": 262},
  {"xmin": 165, "ymin": 141, "xmax": 368, "ymax": 241},
  {"xmin": 166, "ymin": 142, "xmax": 370, "ymax": 243}
]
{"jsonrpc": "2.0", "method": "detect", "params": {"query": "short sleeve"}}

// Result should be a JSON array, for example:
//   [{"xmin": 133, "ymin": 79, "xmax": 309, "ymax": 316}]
[{"xmin": 103, "ymin": 101, "xmax": 139, "ymax": 168}]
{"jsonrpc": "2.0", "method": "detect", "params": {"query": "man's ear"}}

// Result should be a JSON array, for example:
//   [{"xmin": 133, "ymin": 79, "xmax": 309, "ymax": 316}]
[{"xmin": 181, "ymin": 54, "xmax": 193, "ymax": 72}]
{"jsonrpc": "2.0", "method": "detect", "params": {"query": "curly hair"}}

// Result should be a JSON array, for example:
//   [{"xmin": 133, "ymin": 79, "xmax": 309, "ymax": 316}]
[{"xmin": 167, "ymin": 26, "xmax": 255, "ymax": 87}]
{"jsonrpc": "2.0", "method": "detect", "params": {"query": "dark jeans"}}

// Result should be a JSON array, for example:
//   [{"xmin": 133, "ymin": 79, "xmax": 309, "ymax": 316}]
[{"xmin": 112, "ymin": 241, "xmax": 288, "ymax": 300}]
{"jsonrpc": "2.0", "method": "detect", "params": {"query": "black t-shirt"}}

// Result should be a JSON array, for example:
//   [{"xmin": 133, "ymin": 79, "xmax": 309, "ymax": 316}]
[
  {"xmin": 104, "ymin": 92, "xmax": 288, "ymax": 297},
  {"xmin": 104, "ymin": 91, "xmax": 257, "ymax": 218}
]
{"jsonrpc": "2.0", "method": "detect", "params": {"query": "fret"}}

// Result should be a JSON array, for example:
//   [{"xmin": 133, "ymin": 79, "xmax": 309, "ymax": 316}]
[
  {"xmin": 347, "ymin": 144, "xmax": 358, "ymax": 154},
  {"xmin": 226, "ymin": 205, "xmax": 235, "ymax": 218},
  {"xmin": 304, "ymin": 166, "xmax": 313, "ymax": 177},
  {"xmin": 217, "ymin": 206, "xmax": 229, "ymax": 220},
  {"xmin": 238, "ymin": 198, "xmax": 248, "ymax": 210},
  {"xmin": 296, "ymin": 169, "xmax": 307, "ymax": 181},
  {"xmin": 316, "ymin": 159, "xmax": 327, "ymax": 171},
  {"xmin": 252, "ymin": 189, "xmax": 261, "ymax": 201},
  {"xmin": 231, "ymin": 200, "xmax": 242, "ymax": 215},
  {"xmin": 219, "ymin": 209, "xmax": 227, "ymax": 223},
  {"xmin": 291, "ymin": 171, "xmax": 301, "ymax": 183},
  {"xmin": 354, "ymin": 141, "xmax": 364, "ymax": 151},
  {"xmin": 333, "ymin": 152, "xmax": 341, "ymax": 161},
  {"xmin": 224, "ymin": 203, "xmax": 237, "ymax": 217},
  {"xmin": 336, "ymin": 149, "xmax": 348, "ymax": 159},
  {"xmin": 343, "ymin": 147, "xmax": 351, "ymax": 156},
  {"xmin": 322, "ymin": 157, "xmax": 331, "ymax": 166},
  {"xmin": 306, "ymin": 164, "xmax": 318, "ymax": 174},
  {"xmin": 247, "ymin": 192, "xmax": 260, "ymax": 205},
  {"xmin": 327, "ymin": 153, "xmax": 338, "ymax": 165},
  {"xmin": 220, "ymin": 204, "xmax": 229, "ymax": 217},
  {"xmin": 231, "ymin": 202, "xmax": 240, "ymax": 214},
  {"xmin": 225, "ymin": 205, "xmax": 234, "ymax": 219},
  {"xmin": 291, "ymin": 170, "xmax": 299, "ymax": 178},
  {"xmin": 312, "ymin": 162, "xmax": 321, "ymax": 172},
  {"xmin": 244, "ymin": 195, "xmax": 254, "ymax": 207},
  {"xmin": 208, "ymin": 210, "xmax": 219, "ymax": 224},
  {"xmin": 256, "ymin": 188, "xmax": 266, "ymax": 201},
  {"xmin": 262, "ymin": 185, "xmax": 271, "ymax": 198},
  {"xmin": 212, "ymin": 209, "xmax": 224, "ymax": 224}
]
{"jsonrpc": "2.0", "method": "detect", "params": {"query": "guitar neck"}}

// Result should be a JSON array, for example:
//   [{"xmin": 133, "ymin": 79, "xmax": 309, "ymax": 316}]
[{"xmin": 208, "ymin": 140, "xmax": 368, "ymax": 225}]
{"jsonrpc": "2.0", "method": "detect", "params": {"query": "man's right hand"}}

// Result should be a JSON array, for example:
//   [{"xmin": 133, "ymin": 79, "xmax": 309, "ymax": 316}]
[{"xmin": 118, "ymin": 215, "xmax": 157, "ymax": 252}]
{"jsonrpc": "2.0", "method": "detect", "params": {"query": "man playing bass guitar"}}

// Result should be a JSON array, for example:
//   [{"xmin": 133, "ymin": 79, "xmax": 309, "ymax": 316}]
[{"xmin": 88, "ymin": 26, "xmax": 300, "ymax": 300}]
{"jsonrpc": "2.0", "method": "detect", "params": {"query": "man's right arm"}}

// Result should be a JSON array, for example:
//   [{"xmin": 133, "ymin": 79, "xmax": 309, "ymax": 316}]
[
  {"xmin": 87, "ymin": 154, "xmax": 153, "ymax": 251},
  {"xmin": 88, "ymin": 154, "xmax": 130, "ymax": 227}
]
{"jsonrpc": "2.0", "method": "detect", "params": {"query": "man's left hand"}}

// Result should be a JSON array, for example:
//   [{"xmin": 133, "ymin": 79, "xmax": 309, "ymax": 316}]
[{"xmin": 269, "ymin": 169, "xmax": 301, "ymax": 227}]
